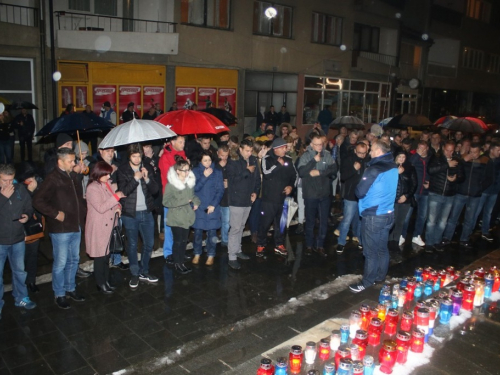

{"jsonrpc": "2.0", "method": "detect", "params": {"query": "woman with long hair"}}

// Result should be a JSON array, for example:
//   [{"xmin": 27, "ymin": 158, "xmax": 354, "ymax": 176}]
[{"xmin": 85, "ymin": 161, "xmax": 125, "ymax": 293}]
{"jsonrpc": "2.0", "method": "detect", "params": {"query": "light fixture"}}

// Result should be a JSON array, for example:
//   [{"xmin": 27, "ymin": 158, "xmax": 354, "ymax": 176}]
[
  {"xmin": 265, "ymin": 6, "xmax": 277, "ymax": 19},
  {"xmin": 422, "ymin": 33, "xmax": 429, "ymax": 41}
]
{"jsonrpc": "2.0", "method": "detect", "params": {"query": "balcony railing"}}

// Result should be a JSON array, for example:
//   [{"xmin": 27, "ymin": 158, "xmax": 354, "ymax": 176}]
[
  {"xmin": 55, "ymin": 11, "xmax": 176, "ymax": 33},
  {"xmin": 0, "ymin": 3, "xmax": 38, "ymax": 27}
]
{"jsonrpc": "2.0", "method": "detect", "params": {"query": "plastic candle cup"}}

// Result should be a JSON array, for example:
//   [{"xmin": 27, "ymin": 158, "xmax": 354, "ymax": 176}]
[
  {"xmin": 323, "ymin": 362, "xmax": 335, "ymax": 375},
  {"xmin": 336, "ymin": 358, "xmax": 353, "ymax": 375},
  {"xmin": 462, "ymin": 284, "xmax": 475, "ymax": 311},
  {"xmin": 348, "ymin": 343, "xmax": 360, "ymax": 361},
  {"xmin": 439, "ymin": 297, "xmax": 452, "ymax": 324},
  {"xmin": 433, "ymin": 278, "xmax": 441, "ymax": 292},
  {"xmin": 406, "ymin": 280, "xmax": 417, "ymax": 301},
  {"xmin": 416, "ymin": 308, "xmax": 430, "ymax": 342},
  {"xmin": 367, "ymin": 318, "xmax": 382, "ymax": 346},
  {"xmin": 359, "ymin": 304, "xmax": 371, "ymax": 331},
  {"xmin": 363, "ymin": 355, "xmax": 375, "ymax": 375},
  {"xmin": 422, "ymin": 267, "xmax": 432, "ymax": 282},
  {"xmin": 379, "ymin": 290, "xmax": 391, "ymax": 305},
  {"xmin": 289, "ymin": 345, "xmax": 303, "ymax": 374},
  {"xmin": 484, "ymin": 274, "xmax": 494, "ymax": 299},
  {"xmin": 352, "ymin": 330, "xmax": 368, "ymax": 359},
  {"xmin": 349, "ymin": 311, "xmax": 362, "ymax": 338},
  {"xmin": 410, "ymin": 328, "xmax": 425, "ymax": 353},
  {"xmin": 414, "ymin": 283, "xmax": 423, "ymax": 299},
  {"xmin": 275, "ymin": 357, "xmax": 288, "ymax": 375},
  {"xmin": 396, "ymin": 331, "xmax": 411, "ymax": 364},
  {"xmin": 400, "ymin": 277, "xmax": 408, "ymax": 288},
  {"xmin": 257, "ymin": 358, "xmax": 274, "ymax": 375},
  {"xmin": 400, "ymin": 311, "xmax": 413, "ymax": 332},
  {"xmin": 398, "ymin": 289, "xmax": 407, "ymax": 307},
  {"xmin": 330, "ymin": 330, "xmax": 341, "ymax": 351},
  {"xmin": 424, "ymin": 281, "xmax": 433, "ymax": 297},
  {"xmin": 392, "ymin": 283, "xmax": 400, "ymax": 296},
  {"xmin": 474, "ymin": 267, "xmax": 485, "ymax": 278},
  {"xmin": 319, "ymin": 338, "xmax": 331, "ymax": 361},
  {"xmin": 454, "ymin": 270, "xmax": 462, "ymax": 281},
  {"xmin": 415, "ymin": 267, "xmax": 423, "ymax": 282},
  {"xmin": 444, "ymin": 272, "xmax": 454, "ymax": 286},
  {"xmin": 340, "ymin": 324, "xmax": 350, "ymax": 344},
  {"xmin": 473, "ymin": 279, "xmax": 485, "ymax": 307},
  {"xmin": 352, "ymin": 360, "xmax": 364, "ymax": 374},
  {"xmin": 492, "ymin": 270, "xmax": 500, "ymax": 292},
  {"xmin": 391, "ymin": 294, "xmax": 398, "ymax": 309},
  {"xmin": 451, "ymin": 289, "xmax": 463, "ymax": 315},
  {"xmin": 439, "ymin": 270, "xmax": 447, "ymax": 288},
  {"xmin": 305, "ymin": 341, "xmax": 317, "ymax": 365},
  {"xmin": 378, "ymin": 340, "xmax": 397, "ymax": 374},
  {"xmin": 377, "ymin": 304, "xmax": 387, "ymax": 322},
  {"xmin": 384, "ymin": 309, "xmax": 399, "ymax": 336},
  {"xmin": 413, "ymin": 300, "xmax": 426, "ymax": 315},
  {"xmin": 425, "ymin": 302, "xmax": 437, "ymax": 335},
  {"xmin": 334, "ymin": 345, "xmax": 350, "ymax": 370}
]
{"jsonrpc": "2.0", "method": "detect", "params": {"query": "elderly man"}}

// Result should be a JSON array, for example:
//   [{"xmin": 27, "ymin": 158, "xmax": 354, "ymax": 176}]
[{"xmin": 349, "ymin": 140, "xmax": 398, "ymax": 293}]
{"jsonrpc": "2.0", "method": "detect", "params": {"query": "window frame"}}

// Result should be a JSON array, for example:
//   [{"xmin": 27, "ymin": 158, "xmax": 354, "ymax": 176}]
[
  {"xmin": 180, "ymin": 0, "xmax": 232, "ymax": 30},
  {"xmin": 252, "ymin": 1, "xmax": 293, "ymax": 39},
  {"xmin": 68, "ymin": 0, "xmax": 117, "ymax": 16},
  {"xmin": 353, "ymin": 23, "xmax": 380, "ymax": 53},
  {"xmin": 311, "ymin": 11, "xmax": 343, "ymax": 46},
  {"xmin": 466, "ymin": 0, "xmax": 491, "ymax": 23},
  {"xmin": 462, "ymin": 47, "xmax": 484, "ymax": 70}
]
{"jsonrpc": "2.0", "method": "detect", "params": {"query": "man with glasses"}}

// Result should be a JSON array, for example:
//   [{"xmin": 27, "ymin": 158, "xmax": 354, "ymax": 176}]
[
  {"xmin": 297, "ymin": 134, "xmax": 337, "ymax": 255},
  {"xmin": 335, "ymin": 143, "xmax": 369, "ymax": 254}
]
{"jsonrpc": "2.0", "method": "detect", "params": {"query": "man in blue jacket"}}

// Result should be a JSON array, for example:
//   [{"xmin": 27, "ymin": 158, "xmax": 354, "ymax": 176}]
[{"xmin": 349, "ymin": 140, "xmax": 398, "ymax": 293}]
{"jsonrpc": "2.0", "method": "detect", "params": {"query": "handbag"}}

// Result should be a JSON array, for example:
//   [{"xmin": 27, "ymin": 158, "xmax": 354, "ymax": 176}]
[
  {"xmin": 25, "ymin": 214, "xmax": 45, "ymax": 244},
  {"xmin": 107, "ymin": 212, "xmax": 125, "ymax": 255}
]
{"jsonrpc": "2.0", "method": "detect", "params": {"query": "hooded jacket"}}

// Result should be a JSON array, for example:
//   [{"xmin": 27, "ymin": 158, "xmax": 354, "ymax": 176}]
[
  {"xmin": 163, "ymin": 167, "xmax": 200, "ymax": 229},
  {"xmin": 159, "ymin": 145, "xmax": 186, "ymax": 194},
  {"xmin": 297, "ymin": 146, "xmax": 337, "ymax": 200},
  {"xmin": 260, "ymin": 149, "xmax": 297, "ymax": 204},
  {"xmin": 428, "ymin": 153, "xmax": 465, "ymax": 196}
]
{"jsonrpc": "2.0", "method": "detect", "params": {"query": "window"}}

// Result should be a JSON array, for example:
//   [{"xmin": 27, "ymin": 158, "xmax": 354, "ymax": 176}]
[
  {"xmin": 253, "ymin": 1, "xmax": 292, "ymax": 39},
  {"xmin": 353, "ymin": 23, "xmax": 380, "ymax": 53},
  {"xmin": 486, "ymin": 54, "xmax": 500, "ymax": 74},
  {"xmin": 69, "ymin": 0, "xmax": 90, "ymax": 11},
  {"xmin": 462, "ymin": 47, "xmax": 484, "ymax": 70},
  {"xmin": 467, "ymin": 0, "xmax": 491, "ymax": 23},
  {"xmin": 68, "ymin": 0, "xmax": 117, "ymax": 16},
  {"xmin": 181, "ymin": 0, "xmax": 231, "ymax": 30},
  {"xmin": 311, "ymin": 12, "xmax": 342, "ymax": 46}
]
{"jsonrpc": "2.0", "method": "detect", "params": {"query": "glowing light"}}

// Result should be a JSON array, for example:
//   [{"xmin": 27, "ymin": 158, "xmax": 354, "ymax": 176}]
[{"xmin": 52, "ymin": 71, "xmax": 62, "ymax": 81}]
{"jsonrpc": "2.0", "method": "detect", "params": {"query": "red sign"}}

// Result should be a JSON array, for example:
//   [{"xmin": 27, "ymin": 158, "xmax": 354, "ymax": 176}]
[
  {"xmin": 119, "ymin": 86, "xmax": 142, "ymax": 123},
  {"xmin": 198, "ymin": 87, "xmax": 217, "ymax": 110},
  {"xmin": 143, "ymin": 86, "xmax": 165, "ymax": 113},
  {"xmin": 218, "ymin": 88, "xmax": 236, "ymax": 115},
  {"xmin": 76, "ymin": 86, "xmax": 88, "ymax": 108},
  {"xmin": 176, "ymin": 87, "xmax": 196, "ymax": 109},
  {"xmin": 61, "ymin": 86, "xmax": 73, "ymax": 108},
  {"xmin": 93, "ymin": 85, "xmax": 117, "ymax": 116}
]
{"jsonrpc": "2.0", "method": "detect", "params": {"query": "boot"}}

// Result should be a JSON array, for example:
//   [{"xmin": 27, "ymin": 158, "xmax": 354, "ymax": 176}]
[
  {"xmin": 206, "ymin": 256, "xmax": 214, "ymax": 266},
  {"xmin": 192, "ymin": 255, "xmax": 200, "ymax": 265}
]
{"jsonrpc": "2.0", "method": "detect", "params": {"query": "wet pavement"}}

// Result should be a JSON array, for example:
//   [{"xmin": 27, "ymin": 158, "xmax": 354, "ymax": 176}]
[{"xmin": 0, "ymin": 218, "xmax": 499, "ymax": 374}]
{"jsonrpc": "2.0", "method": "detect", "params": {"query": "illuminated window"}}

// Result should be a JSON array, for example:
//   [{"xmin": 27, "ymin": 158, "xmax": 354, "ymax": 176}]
[
  {"xmin": 466, "ymin": 0, "xmax": 491, "ymax": 23},
  {"xmin": 311, "ymin": 12, "xmax": 342, "ymax": 46},
  {"xmin": 181, "ymin": 0, "xmax": 231, "ymax": 30},
  {"xmin": 253, "ymin": 1, "xmax": 293, "ymax": 39}
]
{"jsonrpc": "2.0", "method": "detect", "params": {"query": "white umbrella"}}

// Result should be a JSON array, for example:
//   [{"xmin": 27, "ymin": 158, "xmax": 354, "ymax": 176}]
[{"xmin": 98, "ymin": 118, "xmax": 177, "ymax": 148}]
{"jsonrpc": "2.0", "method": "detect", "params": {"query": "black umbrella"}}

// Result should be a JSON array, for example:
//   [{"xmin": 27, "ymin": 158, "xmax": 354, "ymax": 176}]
[
  {"xmin": 9, "ymin": 101, "xmax": 38, "ymax": 110},
  {"xmin": 386, "ymin": 114, "xmax": 432, "ymax": 130},
  {"xmin": 200, "ymin": 107, "xmax": 237, "ymax": 126},
  {"xmin": 330, "ymin": 116, "xmax": 365, "ymax": 130},
  {"xmin": 36, "ymin": 112, "xmax": 115, "ymax": 137}
]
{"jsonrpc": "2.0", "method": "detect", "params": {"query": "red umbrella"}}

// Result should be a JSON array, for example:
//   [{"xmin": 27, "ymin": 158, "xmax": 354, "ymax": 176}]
[
  {"xmin": 434, "ymin": 115, "xmax": 457, "ymax": 126},
  {"xmin": 438, "ymin": 117, "xmax": 489, "ymax": 134},
  {"xmin": 155, "ymin": 109, "xmax": 230, "ymax": 135}
]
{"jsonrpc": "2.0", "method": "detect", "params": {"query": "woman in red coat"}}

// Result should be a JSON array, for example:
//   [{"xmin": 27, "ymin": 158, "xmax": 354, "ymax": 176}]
[{"xmin": 85, "ymin": 162, "xmax": 125, "ymax": 294}]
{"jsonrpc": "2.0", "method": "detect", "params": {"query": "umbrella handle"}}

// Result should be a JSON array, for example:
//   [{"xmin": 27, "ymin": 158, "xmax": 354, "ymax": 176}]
[{"xmin": 76, "ymin": 130, "xmax": 83, "ymax": 162}]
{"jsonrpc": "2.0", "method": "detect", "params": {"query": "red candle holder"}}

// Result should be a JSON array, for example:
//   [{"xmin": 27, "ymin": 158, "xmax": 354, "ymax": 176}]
[
  {"xmin": 396, "ymin": 331, "xmax": 411, "ymax": 364},
  {"xmin": 416, "ymin": 308, "xmax": 430, "ymax": 337},
  {"xmin": 289, "ymin": 345, "xmax": 303, "ymax": 374},
  {"xmin": 422, "ymin": 266, "xmax": 432, "ymax": 282},
  {"xmin": 439, "ymin": 270, "xmax": 447, "ymax": 288},
  {"xmin": 319, "ymin": 338, "xmax": 331, "ymax": 361},
  {"xmin": 359, "ymin": 304, "xmax": 371, "ymax": 331},
  {"xmin": 446, "ymin": 266, "xmax": 455, "ymax": 276},
  {"xmin": 453, "ymin": 270, "xmax": 462, "ymax": 281},
  {"xmin": 474, "ymin": 267, "xmax": 485, "ymax": 278},
  {"xmin": 257, "ymin": 358, "xmax": 274, "ymax": 375},
  {"xmin": 334, "ymin": 345, "xmax": 351, "ymax": 370},
  {"xmin": 413, "ymin": 300, "xmax": 426, "ymax": 316},
  {"xmin": 377, "ymin": 303, "xmax": 387, "ymax": 322},
  {"xmin": 384, "ymin": 309, "xmax": 399, "ymax": 336},
  {"xmin": 425, "ymin": 301, "xmax": 438, "ymax": 330},
  {"xmin": 378, "ymin": 340, "xmax": 397, "ymax": 374},
  {"xmin": 457, "ymin": 277, "xmax": 469, "ymax": 292},
  {"xmin": 462, "ymin": 284, "xmax": 475, "ymax": 311},
  {"xmin": 352, "ymin": 330, "xmax": 368, "ymax": 360},
  {"xmin": 349, "ymin": 343, "xmax": 360, "ymax": 361},
  {"xmin": 367, "ymin": 318, "xmax": 382, "ymax": 346},
  {"xmin": 400, "ymin": 311, "xmax": 413, "ymax": 332},
  {"xmin": 494, "ymin": 271, "xmax": 500, "ymax": 292},
  {"xmin": 406, "ymin": 280, "xmax": 417, "ymax": 301},
  {"xmin": 410, "ymin": 328, "xmax": 425, "ymax": 353}
]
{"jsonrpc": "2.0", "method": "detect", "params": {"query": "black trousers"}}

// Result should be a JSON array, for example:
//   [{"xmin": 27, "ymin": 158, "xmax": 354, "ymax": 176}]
[
  {"xmin": 24, "ymin": 240, "xmax": 39, "ymax": 284},
  {"xmin": 19, "ymin": 137, "xmax": 33, "ymax": 162},
  {"xmin": 94, "ymin": 255, "xmax": 110, "ymax": 286},
  {"xmin": 171, "ymin": 226, "xmax": 189, "ymax": 264},
  {"xmin": 257, "ymin": 200, "xmax": 284, "ymax": 247}
]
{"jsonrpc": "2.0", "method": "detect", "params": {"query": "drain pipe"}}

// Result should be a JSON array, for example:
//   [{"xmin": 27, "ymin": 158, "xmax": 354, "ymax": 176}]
[
  {"xmin": 39, "ymin": 0, "xmax": 48, "ymax": 124},
  {"xmin": 48, "ymin": 0, "xmax": 57, "ymax": 118}
]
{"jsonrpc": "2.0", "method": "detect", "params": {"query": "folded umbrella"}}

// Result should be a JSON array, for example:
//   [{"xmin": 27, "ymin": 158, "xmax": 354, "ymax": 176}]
[{"xmin": 156, "ymin": 109, "xmax": 230, "ymax": 135}]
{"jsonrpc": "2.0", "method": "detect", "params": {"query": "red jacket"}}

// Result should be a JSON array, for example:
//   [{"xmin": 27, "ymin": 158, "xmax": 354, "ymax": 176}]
[{"xmin": 159, "ymin": 145, "xmax": 186, "ymax": 194}]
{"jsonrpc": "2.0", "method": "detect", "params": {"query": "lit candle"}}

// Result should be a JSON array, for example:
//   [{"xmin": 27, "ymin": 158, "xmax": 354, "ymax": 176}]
[
  {"xmin": 454, "ymin": 270, "xmax": 462, "ymax": 281},
  {"xmin": 400, "ymin": 311, "xmax": 413, "ymax": 332},
  {"xmin": 359, "ymin": 304, "xmax": 371, "ymax": 331},
  {"xmin": 444, "ymin": 272, "xmax": 454, "ymax": 286},
  {"xmin": 423, "ymin": 281, "xmax": 433, "ymax": 297},
  {"xmin": 473, "ymin": 279, "xmax": 485, "ymax": 307},
  {"xmin": 446, "ymin": 266, "xmax": 455, "ymax": 276},
  {"xmin": 492, "ymin": 270, "xmax": 500, "ymax": 292},
  {"xmin": 330, "ymin": 330, "xmax": 341, "ymax": 351},
  {"xmin": 392, "ymin": 283, "xmax": 400, "ymax": 296},
  {"xmin": 400, "ymin": 277, "xmax": 408, "ymax": 288},
  {"xmin": 414, "ymin": 267, "xmax": 423, "ymax": 282},
  {"xmin": 305, "ymin": 341, "xmax": 317, "ymax": 365},
  {"xmin": 352, "ymin": 360, "xmax": 364, "ymax": 374},
  {"xmin": 379, "ymin": 290, "xmax": 391, "ymax": 305},
  {"xmin": 384, "ymin": 309, "xmax": 399, "ymax": 336},
  {"xmin": 425, "ymin": 301, "xmax": 437, "ymax": 335},
  {"xmin": 414, "ymin": 283, "xmax": 423, "ymax": 299},
  {"xmin": 422, "ymin": 266, "xmax": 432, "ymax": 282},
  {"xmin": 319, "ymin": 338, "xmax": 331, "ymax": 361},
  {"xmin": 352, "ymin": 331, "xmax": 367, "ymax": 360},
  {"xmin": 410, "ymin": 328, "xmax": 425, "ymax": 353},
  {"xmin": 275, "ymin": 357, "xmax": 288, "ymax": 375},
  {"xmin": 349, "ymin": 343, "xmax": 360, "ymax": 361},
  {"xmin": 398, "ymin": 289, "xmax": 407, "ymax": 307},
  {"xmin": 257, "ymin": 358, "xmax": 274, "ymax": 375},
  {"xmin": 474, "ymin": 267, "xmax": 485, "ymax": 278},
  {"xmin": 451, "ymin": 289, "xmax": 463, "ymax": 315},
  {"xmin": 439, "ymin": 270, "xmax": 447, "ymax": 288},
  {"xmin": 367, "ymin": 318, "xmax": 382, "ymax": 346},
  {"xmin": 334, "ymin": 345, "xmax": 350, "ymax": 370},
  {"xmin": 406, "ymin": 280, "xmax": 417, "ymax": 301},
  {"xmin": 378, "ymin": 340, "xmax": 397, "ymax": 374},
  {"xmin": 349, "ymin": 311, "xmax": 362, "ymax": 338},
  {"xmin": 415, "ymin": 308, "xmax": 430, "ymax": 342},
  {"xmin": 396, "ymin": 331, "xmax": 411, "ymax": 364},
  {"xmin": 377, "ymin": 304, "xmax": 387, "ymax": 322},
  {"xmin": 289, "ymin": 345, "xmax": 303, "ymax": 374},
  {"xmin": 439, "ymin": 297, "xmax": 452, "ymax": 324},
  {"xmin": 363, "ymin": 355, "xmax": 375, "ymax": 375}
]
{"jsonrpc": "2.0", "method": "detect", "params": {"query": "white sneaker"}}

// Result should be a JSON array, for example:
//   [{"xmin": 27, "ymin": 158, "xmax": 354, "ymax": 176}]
[
  {"xmin": 399, "ymin": 236, "xmax": 405, "ymax": 246},
  {"xmin": 412, "ymin": 235, "xmax": 425, "ymax": 247}
]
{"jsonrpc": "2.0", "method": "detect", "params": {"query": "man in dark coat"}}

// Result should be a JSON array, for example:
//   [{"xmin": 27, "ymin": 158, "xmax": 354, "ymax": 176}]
[
  {"xmin": 256, "ymin": 138, "xmax": 297, "ymax": 258},
  {"xmin": 121, "ymin": 102, "xmax": 139, "ymax": 123},
  {"xmin": 265, "ymin": 105, "xmax": 279, "ymax": 132},
  {"xmin": 14, "ymin": 109, "xmax": 35, "ymax": 162}
]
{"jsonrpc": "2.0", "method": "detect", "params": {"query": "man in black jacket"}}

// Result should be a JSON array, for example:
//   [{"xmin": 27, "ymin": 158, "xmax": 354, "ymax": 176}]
[
  {"xmin": 425, "ymin": 141, "xmax": 465, "ymax": 252},
  {"xmin": 117, "ymin": 143, "xmax": 159, "ymax": 288},
  {"xmin": 442, "ymin": 143, "xmax": 493, "ymax": 247},
  {"xmin": 256, "ymin": 138, "xmax": 297, "ymax": 258},
  {"xmin": 226, "ymin": 139, "xmax": 261, "ymax": 270},
  {"xmin": 215, "ymin": 145, "xmax": 230, "ymax": 247}
]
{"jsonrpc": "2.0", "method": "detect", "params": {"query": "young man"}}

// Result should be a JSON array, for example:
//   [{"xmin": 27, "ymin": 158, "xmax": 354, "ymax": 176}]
[{"xmin": 215, "ymin": 145, "xmax": 230, "ymax": 247}]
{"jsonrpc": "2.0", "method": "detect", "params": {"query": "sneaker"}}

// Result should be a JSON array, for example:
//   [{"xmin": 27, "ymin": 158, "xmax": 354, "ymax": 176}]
[
  {"xmin": 412, "ymin": 236, "xmax": 425, "ymax": 247},
  {"xmin": 66, "ymin": 291, "xmax": 85, "ymax": 302},
  {"xmin": 236, "ymin": 252, "xmax": 250, "ymax": 260},
  {"xmin": 256, "ymin": 246, "xmax": 265, "ymax": 258},
  {"xmin": 55, "ymin": 296, "xmax": 70, "ymax": 309},
  {"xmin": 352, "ymin": 236, "xmax": 359, "ymax": 243},
  {"xmin": 357, "ymin": 244, "xmax": 363, "ymax": 250},
  {"xmin": 139, "ymin": 273, "xmax": 158, "ymax": 283},
  {"xmin": 334, "ymin": 229, "xmax": 340, "ymax": 236},
  {"xmin": 274, "ymin": 244, "xmax": 287, "ymax": 256},
  {"xmin": 336, "ymin": 244, "xmax": 345, "ymax": 254},
  {"xmin": 460, "ymin": 241, "xmax": 473, "ymax": 249},
  {"xmin": 349, "ymin": 283, "xmax": 366, "ymax": 293},
  {"xmin": 399, "ymin": 236, "xmax": 405, "ymax": 247},
  {"xmin": 110, "ymin": 262, "xmax": 129, "ymax": 271},
  {"xmin": 175, "ymin": 263, "xmax": 191, "ymax": 275},
  {"xmin": 482, "ymin": 233, "xmax": 494, "ymax": 242},
  {"xmin": 192, "ymin": 255, "xmax": 200, "ymax": 265},
  {"xmin": 440, "ymin": 239, "xmax": 451, "ymax": 247},
  {"xmin": 129, "ymin": 275, "xmax": 139, "ymax": 288},
  {"xmin": 424, "ymin": 245, "xmax": 434, "ymax": 253},
  {"xmin": 15, "ymin": 297, "xmax": 36, "ymax": 310},
  {"xmin": 228, "ymin": 260, "xmax": 241, "ymax": 270}
]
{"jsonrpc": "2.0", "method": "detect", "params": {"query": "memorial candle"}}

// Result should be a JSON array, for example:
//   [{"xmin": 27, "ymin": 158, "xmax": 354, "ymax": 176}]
[
  {"xmin": 384, "ymin": 309, "xmax": 399, "ymax": 336},
  {"xmin": 367, "ymin": 318, "xmax": 382, "ymax": 346},
  {"xmin": 257, "ymin": 358, "xmax": 274, "ymax": 375},
  {"xmin": 410, "ymin": 328, "xmax": 425, "ymax": 353},
  {"xmin": 400, "ymin": 311, "xmax": 413, "ymax": 332},
  {"xmin": 451, "ymin": 289, "xmax": 463, "ymax": 315},
  {"xmin": 378, "ymin": 340, "xmax": 397, "ymax": 374},
  {"xmin": 319, "ymin": 338, "xmax": 331, "ymax": 361},
  {"xmin": 330, "ymin": 330, "xmax": 341, "ymax": 351},
  {"xmin": 395, "ymin": 331, "xmax": 411, "ymax": 364},
  {"xmin": 289, "ymin": 345, "xmax": 303, "ymax": 374}
]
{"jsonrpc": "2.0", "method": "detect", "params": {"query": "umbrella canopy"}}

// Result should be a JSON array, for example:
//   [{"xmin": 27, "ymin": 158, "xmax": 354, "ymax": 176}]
[
  {"xmin": 330, "ymin": 116, "xmax": 365, "ymax": 130},
  {"xmin": 98, "ymin": 118, "xmax": 177, "ymax": 149},
  {"xmin": 438, "ymin": 117, "xmax": 488, "ymax": 134},
  {"xmin": 9, "ymin": 101, "xmax": 38, "ymax": 110},
  {"xmin": 379, "ymin": 117, "xmax": 393, "ymax": 126},
  {"xmin": 155, "ymin": 109, "xmax": 230, "ymax": 135},
  {"xmin": 36, "ymin": 112, "xmax": 114, "ymax": 137},
  {"xmin": 200, "ymin": 107, "xmax": 237, "ymax": 126},
  {"xmin": 386, "ymin": 114, "xmax": 432, "ymax": 129},
  {"xmin": 434, "ymin": 115, "xmax": 458, "ymax": 126}
]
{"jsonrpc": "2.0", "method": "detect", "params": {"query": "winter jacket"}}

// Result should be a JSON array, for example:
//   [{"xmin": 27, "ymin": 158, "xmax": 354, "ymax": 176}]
[
  {"xmin": 143, "ymin": 154, "xmax": 163, "ymax": 211},
  {"xmin": 121, "ymin": 109, "xmax": 138, "ymax": 123},
  {"xmin": 428, "ymin": 153, "xmax": 465, "ymax": 196},
  {"xmin": 116, "ymin": 162, "xmax": 159, "ymax": 218},
  {"xmin": 395, "ymin": 163, "xmax": 418, "ymax": 204},
  {"xmin": 89, "ymin": 154, "xmax": 121, "ymax": 184},
  {"xmin": 14, "ymin": 113, "xmax": 35, "ymax": 139},
  {"xmin": 297, "ymin": 146, "xmax": 337, "ymax": 200},
  {"xmin": 260, "ymin": 150, "xmax": 297, "ymax": 204},
  {"xmin": 215, "ymin": 159, "xmax": 229, "ymax": 207},
  {"xmin": 33, "ymin": 167, "xmax": 86, "ymax": 233},
  {"xmin": 226, "ymin": 152, "xmax": 261, "ymax": 207},
  {"xmin": 340, "ymin": 153, "xmax": 369, "ymax": 201},
  {"xmin": 193, "ymin": 162, "xmax": 224, "ymax": 230},
  {"xmin": 457, "ymin": 155, "xmax": 493, "ymax": 197},
  {"xmin": 159, "ymin": 145, "xmax": 186, "ymax": 193},
  {"xmin": 484, "ymin": 157, "xmax": 500, "ymax": 195},
  {"xmin": 0, "ymin": 184, "xmax": 33, "ymax": 245},
  {"xmin": 356, "ymin": 152, "xmax": 398, "ymax": 217},
  {"xmin": 409, "ymin": 153, "xmax": 430, "ymax": 196},
  {"xmin": 163, "ymin": 167, "xmax": 200, "ymax": 229}
]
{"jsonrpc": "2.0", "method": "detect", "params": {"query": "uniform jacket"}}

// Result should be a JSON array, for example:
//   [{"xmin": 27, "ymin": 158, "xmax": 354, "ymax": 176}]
[
  {"xmin": 428, "ymin": 153, "xmax": 465, "ymax": 196},
  {"xmin": 226, "ymin": 152, "xmax": 261, "ymax": 207},
  {"xmin": 260, "ymin": 150, "xmax": 297, "ymax": 204},
  {"xmin": 297, "ymin": 146, "xmax": 337, "ymax": 200},
  {"xmin": 193, "ymin": 162, "xmax": 224, "ymax": 230},
  {"xmin": 163, "ymin": 167, "xmax": 200, "ymax": 229},
  {"xmin": 0, "ymin": 184, "xmax": 33, "ymax": 245}
]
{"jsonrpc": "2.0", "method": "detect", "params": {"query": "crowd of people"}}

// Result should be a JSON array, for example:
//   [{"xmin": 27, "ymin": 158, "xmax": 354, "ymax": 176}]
[{"xmin": 0, "ymin": 105, "xmax": 499, "ymax": 312}]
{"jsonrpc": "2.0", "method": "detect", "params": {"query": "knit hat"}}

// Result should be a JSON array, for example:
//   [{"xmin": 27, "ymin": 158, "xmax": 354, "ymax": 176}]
[
  {"xmin": 56, "ymin": 133, "xmax": 73, "ymax": 148},
  {"xmin": 74, "ymin": 141, "xmax": 89, "ymax": 155},
  {"xmin": 272, "ymin": 138, "xmax": 287, "ymax": 149}
]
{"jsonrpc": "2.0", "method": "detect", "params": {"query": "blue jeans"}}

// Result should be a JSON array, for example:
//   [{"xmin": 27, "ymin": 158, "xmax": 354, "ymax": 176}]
[
  {"xmin": 402, "ymin": 194, "xmax": 428, "ymax": 238},
  {"xmin": 122, "ymin": 211, "xmax": 154, "ymax": 276},
  {"xmin": 337, "ymin": 199, "xmax": 361, "ymax": 246},
  {"xmin": 0, "ymin": 140, "xmax": 12, "ymax": 164},
  {"xmin": 425, "ymin": 193, "xmax": 454, "ymax": 246},
  {"xmin": 0, "ymin": 241, "xmax": 28, "ymax": 308},
  {"xmin": 443, "ymin": 194, "xmax": 480, "ymax": 242},
  {"xmin": 248, "ymin": 198, "xmax": 262, "ymax": 234},
  {"xmin": 163, "ymin": 207, "xmax": 173, "ymax": 258},
  {"xmin": 476, "ymin": 193, "xmax": 498, "ymax": 235},
  {"xmin": 49, "ymin": 230, "xmax": 81, "ymax": 297},
  {"xmin": 304, "ymin": 196, "xmax": 331, "ymax": 248},
  {"xmin": 220, "ymin": 206, "xmax": 230, "ymax": 244},
  {"xmin": 361, "ymin": 213, "xmax": 394, "ymax": 287},
  {"xmin": 193, "ymin": 229, "xmax": 217, "ymax": 257}
]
